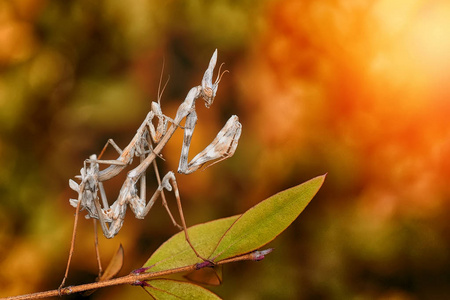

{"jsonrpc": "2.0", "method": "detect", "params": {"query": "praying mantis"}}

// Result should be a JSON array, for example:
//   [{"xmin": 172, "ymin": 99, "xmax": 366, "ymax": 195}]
[{"xmin": 60, "ymin": 49, "xmax": 242, "ymax": 289}]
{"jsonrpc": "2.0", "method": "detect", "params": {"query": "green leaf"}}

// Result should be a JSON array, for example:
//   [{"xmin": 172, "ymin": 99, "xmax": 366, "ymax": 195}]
[
  {"xmin": 143, "ymin": 216, "xmax": 239, "ymax": 272},
  {"xmin": 143, "ymin": 175, "xmax": 325, "ymax": 272},
  {"xmin": 210, "ymin": 174, "xmax": 326, "ymax": 261},
  {"xmin": 144, "ymin": 279, "xmax": 222, "ymax": 300}
]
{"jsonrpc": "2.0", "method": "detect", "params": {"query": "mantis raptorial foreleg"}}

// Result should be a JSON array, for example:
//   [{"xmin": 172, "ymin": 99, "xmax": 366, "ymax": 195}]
[
  {"xmin": 178, "ymin": 115, "xmax": 242, "ymax": 174},
  {"xmin": 177, "ymin": 110, "xmax": 198, "ymax": 173}
]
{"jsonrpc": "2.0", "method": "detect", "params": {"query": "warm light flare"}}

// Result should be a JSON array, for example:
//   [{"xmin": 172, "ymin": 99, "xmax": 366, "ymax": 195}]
[
  {"xmin": 407, "ymin": 3, "xmax": 450, "ymax": 77},
  {"xmin": 370, "ymin": 0, "xmax": 450, "ymax": 104}
]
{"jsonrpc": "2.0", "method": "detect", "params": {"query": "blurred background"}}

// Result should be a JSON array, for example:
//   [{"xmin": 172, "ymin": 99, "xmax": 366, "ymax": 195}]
[{"xmin": 1, "ymin": 0, "xmax": 450, "ymax": 299}]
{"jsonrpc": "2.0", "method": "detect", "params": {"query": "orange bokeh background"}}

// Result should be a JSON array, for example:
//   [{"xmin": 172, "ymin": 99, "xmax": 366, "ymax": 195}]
[{"xmin": 1, "ymin": 0, "xmax": 450, "ymax": 299}]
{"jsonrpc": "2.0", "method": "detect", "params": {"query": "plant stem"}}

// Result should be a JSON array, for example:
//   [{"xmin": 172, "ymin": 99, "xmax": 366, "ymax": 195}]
[{"xmin": 0, "ymin": 249, "xmax": 272, "ymax": 300}]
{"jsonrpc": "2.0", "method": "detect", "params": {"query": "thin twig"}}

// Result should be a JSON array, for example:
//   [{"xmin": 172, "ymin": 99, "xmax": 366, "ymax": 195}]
[{"xmin": 1, "ymin": 250, "xmax": 272, "ymax": 300}]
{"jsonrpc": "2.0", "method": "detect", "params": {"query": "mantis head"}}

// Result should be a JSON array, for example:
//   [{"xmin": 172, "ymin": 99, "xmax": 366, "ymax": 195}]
[{"xmin": 201, "ymin": 49, "xmax": 228, "ymax": 108}]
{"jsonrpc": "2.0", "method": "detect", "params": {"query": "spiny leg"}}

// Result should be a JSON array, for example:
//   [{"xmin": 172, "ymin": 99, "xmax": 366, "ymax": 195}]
[
  {"xmin": 92, "ymin": 180, "xmax": 110, "ymax": 279},
  {"xmin": 137, "ymin": 137, "xmax": 182, "ymax": 229},
  {"xmin": 93, "ymin": 219, "xmax": 103, "ymax": 278},
  {"xmin": 164, "ymin": 173, "xmax": 208, "ymax": 261},
  {"xmin": 151, "ymin": 157, "xmax": 183, "ymax": 230},
  {"xmin": 130, "ymin": 171, "xmax": 207, "ymax": 261},
  {"xmin": 59, "ymin": 192, "xmax": 83, "ymax": 291},
  {"xmin": 61, "ymin": 159, "xmax": 101, "ymax": 290},
  {"xmin": 98, "ymin": 181, "xmax": 109, "ymax": 210},
  {"xmin": 98, "ymin": 138, "xmax": 123, "ymax": 160},
  {"xmin": 139, "ymin": 153, "xmax": 146, "ymax": 218},
  {"xmin": 92, "ymin": 185, "xmax": 115, "ymax": 238},
  {"xmin": 87, "ymin": 138, "xmax": 128, "ymax": 167}
]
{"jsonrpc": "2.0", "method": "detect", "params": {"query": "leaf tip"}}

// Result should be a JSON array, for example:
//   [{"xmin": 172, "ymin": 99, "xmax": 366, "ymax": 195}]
[{"xmin": 312, "ymin": 173, "xmax": 327, "ymax": 188}]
